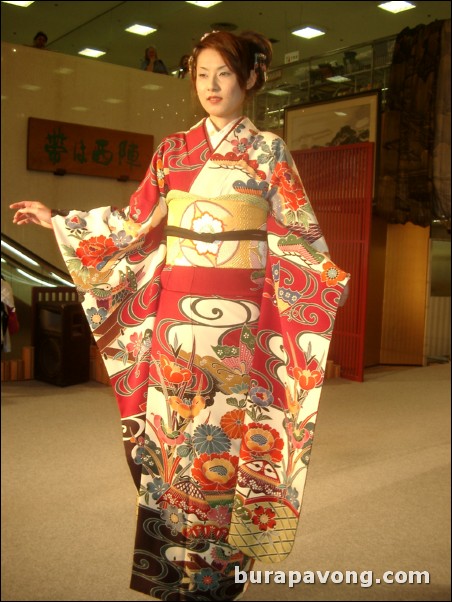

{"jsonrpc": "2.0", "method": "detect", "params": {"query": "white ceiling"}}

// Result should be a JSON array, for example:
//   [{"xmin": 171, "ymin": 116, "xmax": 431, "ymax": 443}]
[{"xmin": 1, "ymin": 1, "xmax": 451, "ymax": 74}]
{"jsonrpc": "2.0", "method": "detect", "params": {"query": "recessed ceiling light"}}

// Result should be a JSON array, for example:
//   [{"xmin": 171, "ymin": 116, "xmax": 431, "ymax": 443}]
[
  {"xmin": 326, "ymin": 75, "xmax": 352, "ymax": 83},
  {"xmin": 1, "ymin": 1, "xmax": 35, "ymax": 7},
  {"xmin": 185, "ymin": 1, "xmax": 223, "ymax": 8},
  {"xmin": 78, "ymin": 48, "xmax": 106, "ymax": 58},
  {"xmin": 268, "ymin": 89, "xmax": 291, "ymax": 96},
  {"xmin": 125, "ymin": 24, "xmax": 157, "ymax": 36},
  {"xmin": 20, "ymin": 84, "xmax": 41, "ymax": 91},
  {"xmin": 292, "ymin": 26, "xmax": 326, "ymax": 40},
  {"xmin": 378, "ymin": 2, "xmax": 416, "ymax": 14}
]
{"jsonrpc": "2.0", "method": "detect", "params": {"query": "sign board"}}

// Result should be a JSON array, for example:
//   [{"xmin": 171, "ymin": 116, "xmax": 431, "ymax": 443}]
[
  {"xmin": 284, "ymin": 51, "xmax": 300, "ymax": 64},
  {"xmin": 27, "ymin": 118, "xmax": 154, "ymax": 182}
]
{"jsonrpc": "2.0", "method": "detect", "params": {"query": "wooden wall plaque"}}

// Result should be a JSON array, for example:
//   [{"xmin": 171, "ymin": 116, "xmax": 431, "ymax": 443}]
[{"xmin": 27, "ymin": 118, "xmax": 154, "ymax": 182}]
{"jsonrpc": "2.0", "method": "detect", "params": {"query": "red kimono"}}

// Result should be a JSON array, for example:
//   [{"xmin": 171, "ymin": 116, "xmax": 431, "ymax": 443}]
[{"xmin": 52, "ymin": 116, "xmax": 349, "ymax": 600}]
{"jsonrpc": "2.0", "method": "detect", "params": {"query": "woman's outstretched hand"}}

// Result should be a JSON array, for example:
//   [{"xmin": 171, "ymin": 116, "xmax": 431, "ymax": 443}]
[{"xmin": 10, "ymin": 201, "xmax": 53, "ymax": 230}]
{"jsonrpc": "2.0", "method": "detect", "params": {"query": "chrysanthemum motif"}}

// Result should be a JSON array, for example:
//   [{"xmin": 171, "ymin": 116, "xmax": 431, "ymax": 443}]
[
  {"xmin": 220, "ymin": 409, "xmax": 245, "ymax": 439},
  {"xmin": 192, "ymin": 424, "xmax": 231, "ymax": 455}
]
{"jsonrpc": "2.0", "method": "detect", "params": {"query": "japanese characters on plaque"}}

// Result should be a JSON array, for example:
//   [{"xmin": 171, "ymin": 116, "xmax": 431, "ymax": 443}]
[{"xmin": 27, "ymin": 118, "xmax": 154, "ymax": 182}]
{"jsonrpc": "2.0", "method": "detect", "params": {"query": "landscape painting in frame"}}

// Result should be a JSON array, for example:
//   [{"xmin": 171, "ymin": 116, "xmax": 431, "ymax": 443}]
[{"xmin": 284, "ymin": 90, "xmax": 380, "ymax": 151}]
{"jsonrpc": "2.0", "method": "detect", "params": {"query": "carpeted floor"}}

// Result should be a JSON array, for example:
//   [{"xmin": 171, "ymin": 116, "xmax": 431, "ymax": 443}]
[{"xmin": 1, "ymin": 363, "xmax": 451, "ymax": 601}]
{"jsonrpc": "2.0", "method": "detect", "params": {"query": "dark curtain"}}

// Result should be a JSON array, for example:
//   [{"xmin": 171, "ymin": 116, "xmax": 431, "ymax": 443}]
[{"xmin": 376, "ymin": 19, "xmax": 450, "ymax": 227}]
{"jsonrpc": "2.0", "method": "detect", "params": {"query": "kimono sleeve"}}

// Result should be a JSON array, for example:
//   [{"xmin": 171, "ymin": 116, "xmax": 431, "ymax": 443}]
[
  {"xmin": 228, "ymin": 137, "xmax": 350, "ymax": 563},
  {"xmin": 51, "ymin": 140, "xmax": 169, "ymax": 293},
  {"xmin": 268, "ymin": 141, "xmax": 329, "ymax": 254}
]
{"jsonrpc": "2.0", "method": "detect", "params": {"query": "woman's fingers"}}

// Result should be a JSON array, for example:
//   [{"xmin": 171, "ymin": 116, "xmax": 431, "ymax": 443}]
[{"xmin": 10, "ymin": 201, "xmax": 53, "ymax": 229}]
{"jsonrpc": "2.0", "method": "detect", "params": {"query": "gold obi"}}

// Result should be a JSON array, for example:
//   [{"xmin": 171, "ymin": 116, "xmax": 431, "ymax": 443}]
[{"xmin": 165, "ymin": 191, "xmax": 269, "ymax": 269}]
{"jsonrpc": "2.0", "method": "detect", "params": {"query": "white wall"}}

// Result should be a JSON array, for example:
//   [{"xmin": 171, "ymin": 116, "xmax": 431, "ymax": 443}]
[{"xmin": 1, "ymin": 41, "xmax": 200, "ymax": 272}]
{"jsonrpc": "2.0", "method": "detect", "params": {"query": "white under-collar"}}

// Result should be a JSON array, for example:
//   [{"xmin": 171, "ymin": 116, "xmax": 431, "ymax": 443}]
[{"xmin": 206, "ymin": 117, "xmax": 243, "ymax": 148}]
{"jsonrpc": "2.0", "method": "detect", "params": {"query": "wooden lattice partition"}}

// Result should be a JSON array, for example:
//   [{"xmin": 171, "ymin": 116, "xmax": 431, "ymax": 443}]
[{"xmin": 292, "ymin": 142, "xmax": 374, "ymax": 381}]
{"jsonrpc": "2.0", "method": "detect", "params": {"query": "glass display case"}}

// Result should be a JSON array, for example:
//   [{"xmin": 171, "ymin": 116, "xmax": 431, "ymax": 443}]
[{"xmin": 249, "ymin": 35, "xmax": 395, "ymax": 135}]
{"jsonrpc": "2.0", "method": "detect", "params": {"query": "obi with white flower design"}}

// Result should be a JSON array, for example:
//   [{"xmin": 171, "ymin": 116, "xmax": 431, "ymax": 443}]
[{"xmin": 165, "ymin": 191, "xmax": 269, "ymax": 269}]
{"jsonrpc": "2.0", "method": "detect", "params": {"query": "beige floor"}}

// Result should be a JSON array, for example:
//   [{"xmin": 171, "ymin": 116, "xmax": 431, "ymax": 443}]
[{"xmin": 1, "ymin": 363, "xmax": 451, "ymax": 601}]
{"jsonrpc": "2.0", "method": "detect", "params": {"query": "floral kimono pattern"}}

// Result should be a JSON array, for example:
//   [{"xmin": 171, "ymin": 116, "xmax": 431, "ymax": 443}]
[{"xmin": 51, "ymin": 117, "xmax": 349, "ymax": 601}]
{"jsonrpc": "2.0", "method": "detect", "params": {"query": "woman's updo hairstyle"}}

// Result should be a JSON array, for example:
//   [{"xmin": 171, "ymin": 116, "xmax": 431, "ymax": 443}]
[{"xmin": 190, "ymin": 30, "xmax": 272, "ymax": 97}]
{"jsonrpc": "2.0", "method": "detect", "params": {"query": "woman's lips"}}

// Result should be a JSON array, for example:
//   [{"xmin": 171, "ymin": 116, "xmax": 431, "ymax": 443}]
[{"xmin": 207, "ymin": 96, "xmax": 222, "ymax": 103}]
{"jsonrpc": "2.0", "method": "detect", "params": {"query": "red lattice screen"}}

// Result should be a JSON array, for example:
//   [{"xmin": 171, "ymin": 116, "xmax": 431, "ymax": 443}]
[{"xmin": 292, "ymin": 142, "xmax": 374, "ymax": 381}]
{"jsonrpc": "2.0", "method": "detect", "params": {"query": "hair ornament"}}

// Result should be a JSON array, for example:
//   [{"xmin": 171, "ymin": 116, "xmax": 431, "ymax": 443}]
[{"xmin": 200, "ymin": 30, "xmax": 219, "ymax": 42}]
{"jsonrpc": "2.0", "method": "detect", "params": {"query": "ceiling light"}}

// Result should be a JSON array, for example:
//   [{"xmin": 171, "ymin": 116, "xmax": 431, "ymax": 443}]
[
  {"xmin": 1, "ymin": 1, "xmax": 35, "ymax": 7},
  {"xmin": 268, "ymin": 89, "xmax": 291, "ymax": 96},
  {"xmin": 125, "ymin": 24, "xmax": 157, "ymax": 36},
  {"xmin": 378, "ymin": 2, "xmax": 416, "ymax": 14},
  {"xmin": 292, "ymin": 26, "xmax": 325, "ymax": 40},
  {"xmin": 326, "ymin": 75, "xmax": 352, "ymax": 82},
  {"xmin": 78, "ymin": 48, "xmax": 106, "ymax": 58},
  {"xmin": 185, "ymin": 1, "xmax": 223, "ymax": 8}
]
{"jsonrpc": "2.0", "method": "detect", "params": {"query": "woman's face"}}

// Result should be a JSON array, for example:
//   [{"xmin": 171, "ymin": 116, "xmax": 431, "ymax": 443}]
[{"xmin": 195, "ymin": 48, "xmax": 247, "ymax": 130}]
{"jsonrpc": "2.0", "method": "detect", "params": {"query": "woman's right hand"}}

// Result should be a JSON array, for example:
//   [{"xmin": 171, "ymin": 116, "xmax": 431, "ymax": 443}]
[{"xmin": 10, "ymin": 201, "xmax": 54, "ymax": 230}]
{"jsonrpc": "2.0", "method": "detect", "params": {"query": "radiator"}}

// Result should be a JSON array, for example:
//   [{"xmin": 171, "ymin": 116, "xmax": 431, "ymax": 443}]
[{"xmin": 426, "ymin": 296, "xmax": 451, "ymax": 359}]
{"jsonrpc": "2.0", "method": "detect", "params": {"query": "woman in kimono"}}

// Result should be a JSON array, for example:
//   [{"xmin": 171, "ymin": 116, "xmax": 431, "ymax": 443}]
[{"xmin": 11, "ymin": 31, "xmax": 349, "ymax": 601}]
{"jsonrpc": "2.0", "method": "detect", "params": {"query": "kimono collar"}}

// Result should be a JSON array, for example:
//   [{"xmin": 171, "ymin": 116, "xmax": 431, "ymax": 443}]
[{"xmin": 205, "ymin": 117, "xmax": 244, "ymax": 148}]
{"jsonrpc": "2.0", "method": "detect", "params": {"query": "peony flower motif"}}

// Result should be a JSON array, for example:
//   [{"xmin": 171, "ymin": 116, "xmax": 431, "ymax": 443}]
[
  {"xmin": 75, "ymin": 235, "xmax": 118, "ymax": 268},
  {"xmin": 249, "ymin": 386, "xmax": 274, "ymax": 407},
  {"xmin": 126, "ymin": 332, "xmax": 143, "ymax": 358},
  {"xmin": 220, "ymin": 409, "xmax": 245, "ymax": 439},
  {"xmin": 192, "ymin": 212, "xmax": 223, "ymax": 236},
  {"xmin": 168, "ymin": 395, "xmax": 206, "ymax": 420},
  {"xmin": 160, "ymin": 354, "xmax": 191, "ymax": 384},
  {"xmin": 270, "ymin": 161, "xmax": 307, "ymax": 212},
  {"xmin": 192, "ymin": 452, "xmax": 238, "ymax": 491},
  {"xmin": 86, "ymin": 306, "xmax": 108, "ymax": 329},
  {"xmin": 321, "ymin": 261, "xmax": 348, "ymax": 287},
  {"xmin": 251, "ymin": 505, "xmax": 276, "ymax": 531},
  {"xmin": 191, "ymin": 212, "xmax": 224, "ymax": 256},
  {"xmin": 192, "ymin": 424, "xmax": 231, "ymax": 455},
  {"xmin": 241, "ymin": 423, "xmax": 284, "ymax": 463}
]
